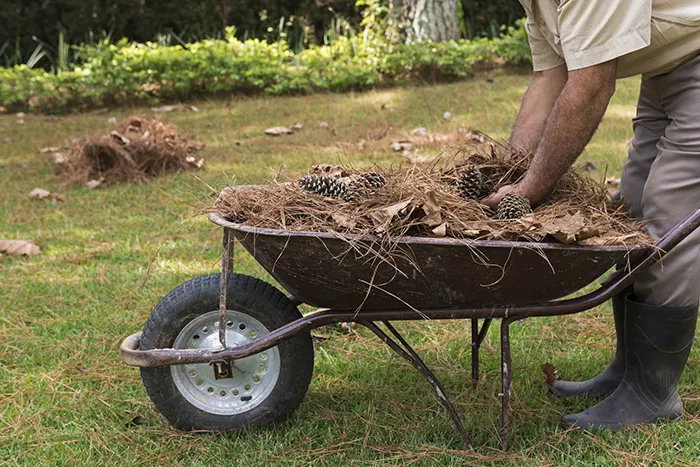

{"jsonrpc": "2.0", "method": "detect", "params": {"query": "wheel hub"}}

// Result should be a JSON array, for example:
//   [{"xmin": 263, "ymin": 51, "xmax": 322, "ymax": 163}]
[{"xmin": 171, "ymin": 310, "xmax": 281, "ymax": 415}]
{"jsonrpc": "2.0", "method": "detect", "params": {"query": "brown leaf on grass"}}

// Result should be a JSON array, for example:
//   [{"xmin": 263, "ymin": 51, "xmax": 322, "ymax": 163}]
[
  {"xmin": 86, "ymin": 178, "xmax": 105, "ymax": 189},
  {"xmin": 606, "ymin": 176, "xmax": 621, "ymax": 189},
  {"xmin": 39, "ymin": 146, "xmax": 67, "ymax": 154},
  {"xmin": 541, "ymin": 363, "xmax": 560, "ymax": 386},
  {"xmin": 53, "ymin": 152, "xmax": 67, "ymax": 165},
  {"xmin": 185, "ymin": 155, "xmax": 204, "ymax": 168},
  {"xmin": 422, "ymin": 190, "xmax": 442, "ymax": 227},
  {"xmin": 0, "ymin": 239, "xmax": 41, "ymax": 256},
  {"xmin": 28, "ymin": 188, "xmax": 65, "ymax": 202},
  {"xmin": 150, "ymin": 104, "xmax": 199, "ymax": 113},
  {"xmin": 582, "ymin": 161, "xmax": 597, "ymax": 172},
  {"xmin": 264, "ymin": 126, "xmax": 294, "ymax": 136},
  {"xmin": 401, "ymin": 150, "xmax": 433, "ymax": 164}
]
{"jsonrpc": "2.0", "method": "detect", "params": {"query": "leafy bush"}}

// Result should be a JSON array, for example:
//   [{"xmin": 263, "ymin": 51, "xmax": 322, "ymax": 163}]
[
  {"xmin": 2, "ymin": 0, "xmax": 523, "ymax": 68},
  {"xmin": 0, "ymin": 22, "xmax": 531, "ymax": 114}
]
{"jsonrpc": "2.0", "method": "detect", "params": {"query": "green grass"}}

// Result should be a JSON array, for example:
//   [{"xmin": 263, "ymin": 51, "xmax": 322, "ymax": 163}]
[{"xmin": 1, "ymin": 70, "xmax": 699, "ymax": 466}]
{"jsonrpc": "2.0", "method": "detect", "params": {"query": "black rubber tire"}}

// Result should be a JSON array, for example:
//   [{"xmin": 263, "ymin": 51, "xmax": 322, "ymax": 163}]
[{"xmin": 139, "ymin": 273, "xmax": 314, "ymax": 431}]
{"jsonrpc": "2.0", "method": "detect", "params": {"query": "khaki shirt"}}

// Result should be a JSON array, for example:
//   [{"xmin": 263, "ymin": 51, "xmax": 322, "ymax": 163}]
[{"xmin": 520, "ymin": 1, "xmax": 700, "ymax": 78}]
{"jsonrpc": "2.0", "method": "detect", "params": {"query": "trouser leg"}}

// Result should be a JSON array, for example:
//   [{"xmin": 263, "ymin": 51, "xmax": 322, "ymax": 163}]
[
  {"xmin": 620, "ymin": 78, "xmax": 670, "ymax": 218},
  {"xmin": 634, "ymin": 54, "xmax": 700, "ymax": 307}
]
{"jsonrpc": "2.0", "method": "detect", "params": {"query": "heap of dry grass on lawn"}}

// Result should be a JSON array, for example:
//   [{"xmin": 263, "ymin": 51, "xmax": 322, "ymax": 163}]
[
  {"xmin": 56, "ymin": 116, "xmax": 204, "ymax": 185},
  {"xmin": 213, "ymin": 137, "xmax": 649, "ymax": 247}
]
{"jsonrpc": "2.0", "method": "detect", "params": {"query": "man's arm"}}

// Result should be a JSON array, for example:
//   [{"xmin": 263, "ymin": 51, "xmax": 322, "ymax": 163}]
[
  {"xmin": 484, "ymin": 59, "xmax": 617, "ymax": 207},
  {"xmin": 509, "ymin": 64, "xmax": 568, "ymax": 153}
]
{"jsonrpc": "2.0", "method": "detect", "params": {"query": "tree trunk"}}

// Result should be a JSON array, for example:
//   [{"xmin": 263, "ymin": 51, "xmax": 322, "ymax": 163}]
[{"xmin": 397, "ymin": 0, "xmax": 461, "ymax": 43}]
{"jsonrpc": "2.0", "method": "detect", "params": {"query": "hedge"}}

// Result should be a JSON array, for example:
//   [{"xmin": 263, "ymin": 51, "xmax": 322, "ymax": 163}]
[
  {"xmin": 0, "ymin": 21, "xmax": 531, "ymax": 114},
  {"xmin": 1, "ymin": 0, "xmax": 524, "ymax": 66}
]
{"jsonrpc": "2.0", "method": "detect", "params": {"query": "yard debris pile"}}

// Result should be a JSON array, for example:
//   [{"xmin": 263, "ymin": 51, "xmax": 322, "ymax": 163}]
[
  {"xmin": 213, "ymin": 139, "xmax": 649, "ymax": 246},
  {"xmin": 56, "ymin": 117, "xmax": 204, "ymax": 186}
]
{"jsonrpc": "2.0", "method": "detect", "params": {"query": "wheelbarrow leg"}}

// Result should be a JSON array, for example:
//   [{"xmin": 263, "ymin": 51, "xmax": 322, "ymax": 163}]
[
  {"xmin": 360, "ymin": 321, "xmax": 473, "ymax": 450},
  {"xmin": 218, "ymin": 228, "xmax": 234, "ymax": 348},
  {"xmin": 471, "ymin": 318, "xmax": 492, "ymax": 388},
  {"xmin": 500, "ymin": 318, "xmax": 514, "ymax": 452}
]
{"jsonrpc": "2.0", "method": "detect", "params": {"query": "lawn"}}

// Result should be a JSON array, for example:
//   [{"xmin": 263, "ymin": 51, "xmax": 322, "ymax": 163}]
[{"xmin": 1, "ymin": 70, "xmax": 699, "ymax": 466}]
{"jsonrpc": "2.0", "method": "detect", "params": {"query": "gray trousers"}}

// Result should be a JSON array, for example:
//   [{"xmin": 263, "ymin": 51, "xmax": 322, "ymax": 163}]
[{"xmin": 621, "ymin": 53, "xmax": 700, "ymax": 307}]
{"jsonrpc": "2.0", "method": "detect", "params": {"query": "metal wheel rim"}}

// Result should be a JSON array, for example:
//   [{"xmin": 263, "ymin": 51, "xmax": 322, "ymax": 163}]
[{"xmin": 171, "ymin": 310, "xmax": 281, "ymax": 416}]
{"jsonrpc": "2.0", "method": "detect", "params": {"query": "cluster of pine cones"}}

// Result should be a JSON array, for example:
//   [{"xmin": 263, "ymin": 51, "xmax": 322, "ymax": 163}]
[
  {"xmin": 298, "ymin": 172, "xmax": 386, "ymax": 202},
  {"xmin": 297, "ymin": 165, "xmax": 531, "ymax": 220},
  {"xmin": 456, "ymin": 164, "xmax": 532, "ymax": 220}
]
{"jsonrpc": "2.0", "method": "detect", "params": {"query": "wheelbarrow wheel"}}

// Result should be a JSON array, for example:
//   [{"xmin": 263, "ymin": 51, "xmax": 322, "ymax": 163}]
[{"xmin": 139, "ymin": 273, "xmax": 314, "ymax": 431}]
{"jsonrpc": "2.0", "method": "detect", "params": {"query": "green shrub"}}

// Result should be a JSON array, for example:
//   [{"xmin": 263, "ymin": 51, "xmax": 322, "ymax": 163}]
[{"xmin": 0, "ymin": 21, "xmax": 531, "ymax": 114}]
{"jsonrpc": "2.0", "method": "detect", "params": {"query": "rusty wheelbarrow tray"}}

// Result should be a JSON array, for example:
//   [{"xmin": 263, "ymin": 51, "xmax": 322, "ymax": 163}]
[{"xmin": 120, "ymin": 207, "xmax": 700, "ymax": 451}]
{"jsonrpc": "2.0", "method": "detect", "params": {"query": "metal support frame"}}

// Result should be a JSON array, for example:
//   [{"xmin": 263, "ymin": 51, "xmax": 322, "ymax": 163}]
[
  {"xmin": 361, "ymin": 321, "xmax": 473, "ymax": 449},
  {"xmin": 218, "ymin": 228, "xmax": 234, "ymax": 348},
  {"xmin": 120, "ymin": 208, "xmax": 700, "ymax": 451},
  {"xmin": 471, "ymin": 318, "xmax": 492, "ymax": 387}
]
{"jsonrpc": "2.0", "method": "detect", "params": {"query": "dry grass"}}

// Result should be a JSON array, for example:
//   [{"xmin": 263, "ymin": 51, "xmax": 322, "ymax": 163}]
[
  {"xmin": 1, "ymin": 73, "xmax": 699, "ymax": 466},
  {"xmin": 214, "ymin": 137, "xmax": 648, "ymax": 247},
  {"xmin": 57, "ymin": 116, "xmax": 204, "ymax": 185}
]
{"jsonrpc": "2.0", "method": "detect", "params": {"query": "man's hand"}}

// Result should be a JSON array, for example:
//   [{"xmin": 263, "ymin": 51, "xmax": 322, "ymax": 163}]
[
  {"xmin": 481, "ymin": 184, "xmax": 520, "ymax": 209},
  {"xmin": 486, "ymin": 60, "xmax": 618, "ymax": 207}
]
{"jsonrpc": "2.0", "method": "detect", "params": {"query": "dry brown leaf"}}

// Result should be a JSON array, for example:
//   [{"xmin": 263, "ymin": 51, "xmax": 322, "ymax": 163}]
[
  {"xmin": 402, "ymin": 150, "xmax": 433, "ymax": 164},
  {"xmin": 606, "ymin": 176, "xmax": 621, "ymax": 189},
  {"xmin": 540, "ymin": 212, "xmax": 600, "ymax": 244},
  {"xmin": 28, "ymin": 188, "xmax": 65, "ymax": 202},
  {"xmin": 391, "ymin": 141, "xmax": 412, "ymax": 152},
  {"xmin": 332, "ymin": 213, "xmax": 357, "ymax": 229},
  {"xmin": 0, "ymin": 239, "xmax": 41, "ymax": 256},
  {"xmin": 185, "ymin": 156, "xmax": 204, "ymax": 168},
  {"xmin": 39, "ymin": 146, "xmax": 66, "ymax": 154},
  {"xmin": 541, "ymin": 363, "xmax": 560, "ymax": 386},
  {"xmin": 110, "ymin": 131, "xmax": 131, "ymax": 145},
  {"xmin": 86, "ymin": 178, "xmax": 104, "ymax": 189},
  {"xmin": 422, "ymin": 190, "xmax": 442, "ymax": 227},
  {"xmin": 370, "ymin": 199, "xmax": 413, "ymax": 234},
  {"xmin": 432, "ymin": 223, "xmax": 447, "ymax": 237},
  {"xmin": 265, "ymin": 126, "xmax": 294, "ymax": 136},
  {"xmin": 53, "ymin": 152, "xmax": 67, "ymax": 165}
]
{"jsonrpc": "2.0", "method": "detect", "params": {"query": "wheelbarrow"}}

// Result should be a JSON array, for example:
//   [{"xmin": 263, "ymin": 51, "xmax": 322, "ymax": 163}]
[{"xmin": 120, "ymin": 206, "xmax": 700, "ymax": 451}]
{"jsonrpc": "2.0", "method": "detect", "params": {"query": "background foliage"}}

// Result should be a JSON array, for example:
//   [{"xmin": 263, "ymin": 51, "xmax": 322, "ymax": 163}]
[
  {"xmin": 0, "ymin": 0, "xmax": 523, "ymax": 66},
  {"xmin": 0, "ymin": 21, "xmax": 531, "ymax": 114}
]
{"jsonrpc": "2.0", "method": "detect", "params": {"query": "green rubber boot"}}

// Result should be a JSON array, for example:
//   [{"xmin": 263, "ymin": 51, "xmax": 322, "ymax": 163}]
[
  {"xmin": 549, "ymin": 290, "xmax": 628, "ymax": 397},
  {"xmin": 563, "ymin": 296, "xmax": 698, "ymax": 431}
]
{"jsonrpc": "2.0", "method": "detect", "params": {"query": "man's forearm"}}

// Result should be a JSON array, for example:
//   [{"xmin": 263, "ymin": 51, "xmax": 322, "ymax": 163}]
[
  {"xmin": 509, "ymin": 65, "xmax": 568, "ymax": 153},
  {"xmin": 520, "ymin": 61, "xmax": 617, "ymax": 202}
]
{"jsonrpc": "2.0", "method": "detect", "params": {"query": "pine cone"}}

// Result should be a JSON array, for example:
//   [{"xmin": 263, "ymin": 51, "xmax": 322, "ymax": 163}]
[
  {"xmin": 298, "ymin": 174, "xmax": 348, "ymax": 199},
  {"xmin": 359, "ymin": 172, "xmax": 387, "ymax": 190},
  {"xmin": 497, "ymin": 193, "xmax": 532, "ymax": 220},
  {"xmin": 457, "ymin": 165, "xmax": 485, "ymax": 200}
]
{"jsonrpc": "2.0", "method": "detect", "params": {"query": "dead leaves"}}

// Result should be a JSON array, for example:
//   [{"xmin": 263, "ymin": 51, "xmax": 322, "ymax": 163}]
[
  {"xmin": 28, "ymin": 188, "xmax": 65, "ymax": 202},
  {"xmin": 541, "ymin": 363, "xmax": 560, "ymax": 386},
  {"xmin": 421, "ymin": 191, "xmax": 442, "ymax": 227},
  {"xmin": 369, "ymin": 199, "xmax": 413, "ymax": 235},
  {"xmin": 151, "ymin": 104, "xmax": 200, "ymax": 113},
  {"xmin": 265, "ymin": 122, "xmax": 304, "ymax": 136},
  {"xmin": 0, "ymin": 240, "xmax": 41, "ymax": 256}
]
